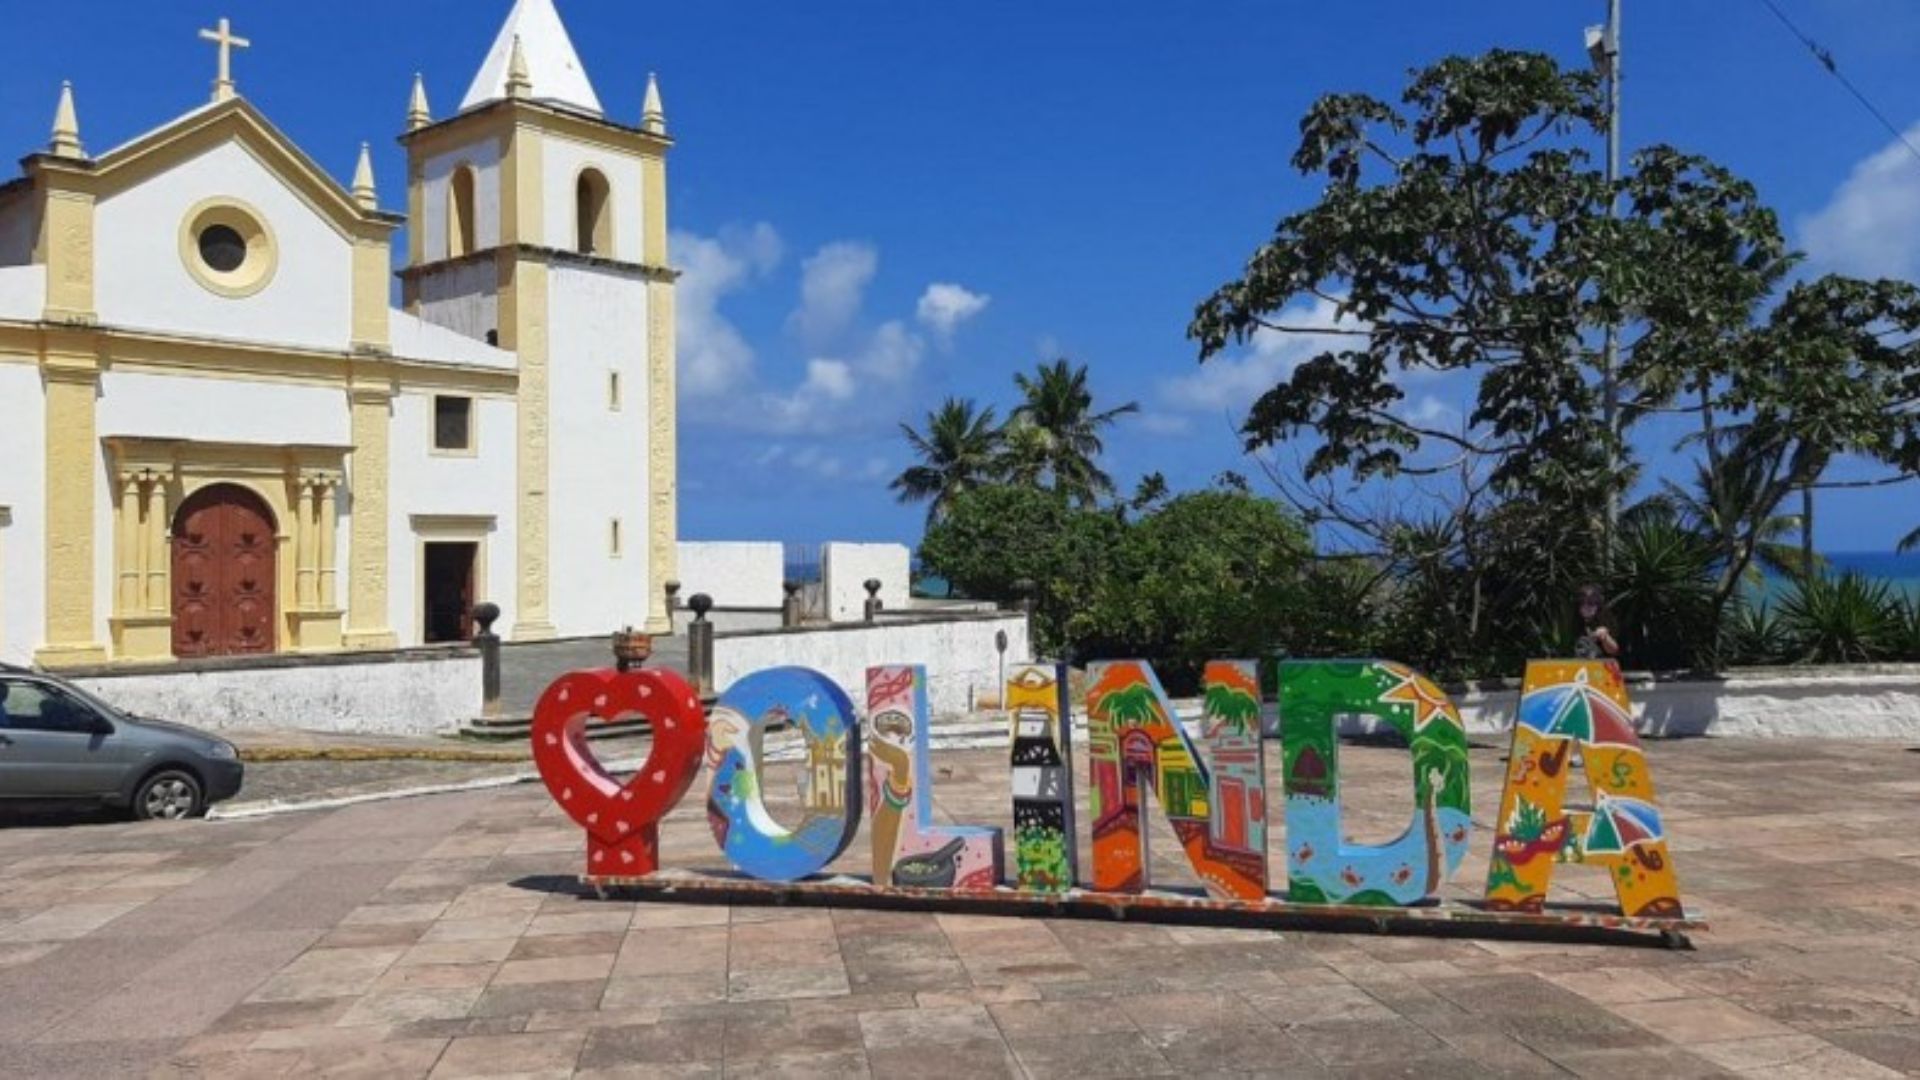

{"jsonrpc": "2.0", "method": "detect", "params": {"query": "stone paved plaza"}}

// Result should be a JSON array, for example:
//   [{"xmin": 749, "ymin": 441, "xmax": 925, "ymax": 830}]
[{"xmin": 4, "ymin": 737, "xmax": 1920, "ymax": 1077}]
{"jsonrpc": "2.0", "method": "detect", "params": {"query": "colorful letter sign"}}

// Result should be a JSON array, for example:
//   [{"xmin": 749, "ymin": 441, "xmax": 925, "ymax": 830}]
[
  {"xmin": 1279, "ymin": 661, "xmax": 1473, "ymax": 906},
  {"xmin": 867, "ymin": 665, "xmax": 1004, "ymax": 890},
  {"xmin": 705, "ymin": 667, "xmax": 863, "ymax": 882},
  {"xmin": 531, "ymin": 668, "xmax": 707, "ymax": 876},
  {"xmin": 1484, "ymin": 661, "xmax": 1683, "ymax": 918},
  {"xmin": 1005, "ymin": 663, "xmax": 1079, "ymax": 892},
  {"xmin": 1086, "ymin": 660, "xmax": 1268, "ymax": 900}
]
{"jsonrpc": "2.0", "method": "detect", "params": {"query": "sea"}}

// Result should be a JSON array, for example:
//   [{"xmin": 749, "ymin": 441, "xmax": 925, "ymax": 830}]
[{"xmin": 1758, "ymin": 550, "xmax": 1920, "ymax": 600}]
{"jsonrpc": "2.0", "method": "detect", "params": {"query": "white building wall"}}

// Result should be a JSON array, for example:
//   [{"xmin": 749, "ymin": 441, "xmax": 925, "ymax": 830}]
[
  {"xmin": 420, "ymin": 138, "xmax": 504, "ymax": 261},
  {"xmin": 676, "ymin": 542, "xmax": 784, "ymax": 608},
  {"xmin": 94, "ymin": 140, "xmax": 354, "ymax": 352},
  {"xmin": 713, "ymin": 615, "xmax": 1030, "ymax": 716},
  {"xmin": 0, "ymin": 265, "xmax": 45, "ymax": 320},
  {"xmin": 0, "ymin": 364, "xmax": 46, "ymax": 665},
  {"xmin": 98, "ymin": 372, "xmax": 351, "ymax": 445},
  {"xmin": 822, "ymin": 542, "xmax": 912, "ymax": 622},
  {"xmin": 415, "ymin": 261, "xmax": 499, "ymax": 344},
  {"xmin": 547, "ymin": 264, "xmax": 649, "ymax": 635},
  {"xmin": 385, "ymin": 393, "xmax": 519, "ymax": 645},
  {"xmin": 541, "ymin": 135, "xmax": 644, "ymax": 261}
]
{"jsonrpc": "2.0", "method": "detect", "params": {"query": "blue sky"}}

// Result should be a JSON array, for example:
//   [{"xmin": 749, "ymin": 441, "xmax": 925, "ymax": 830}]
[{"xmin": 4, "ymin": 1, "xmax": 1918, "ymax": 551}]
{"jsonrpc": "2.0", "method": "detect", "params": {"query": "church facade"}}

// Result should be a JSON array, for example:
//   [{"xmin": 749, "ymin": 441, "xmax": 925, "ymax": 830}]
[{"xmin": 0, "ymin": 0, "xmax": 678, "ymax": 668}]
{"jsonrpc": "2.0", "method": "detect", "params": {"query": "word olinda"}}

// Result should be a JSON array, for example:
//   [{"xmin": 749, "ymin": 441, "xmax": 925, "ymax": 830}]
[{"xmin": 531, "ymin": 658, "xmax": 1685, "ymax": 920}]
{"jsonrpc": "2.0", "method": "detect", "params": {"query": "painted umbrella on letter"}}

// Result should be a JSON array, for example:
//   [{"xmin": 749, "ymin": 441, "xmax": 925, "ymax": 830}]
[{"xmin": 1517, "ymin": 668, "xmax": 1636, "ymax": 747}]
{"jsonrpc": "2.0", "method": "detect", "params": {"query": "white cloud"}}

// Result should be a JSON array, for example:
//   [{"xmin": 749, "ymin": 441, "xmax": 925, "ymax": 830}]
[
  {"xmin": 1132, "ymin": 411, "xmax": 1193, "ymax": 436},
  {"xmin": 859, "ymin": 320, "xmax": 924, "ymax": 383},
  {"xmin": 1160, "ymin": 294, "xmax": 1369, "ymax": 413},
  {"xmin": 915, "ymin": 282, "xmax": 991, "ymax": 342},
  {"xmin": 672, "ymin": 223, "xmax": 782, "ymax": 398},
  {"xmin": 788, "ymin": 241, "xmax": 878, "ymax": 346},
  {"xmin": 1802, "ymin": 123, "xmax": 1920, "ymax": 279},
  {"xmin": 802, "ymin": 358, "xmax": 856, "ymax": 401}
]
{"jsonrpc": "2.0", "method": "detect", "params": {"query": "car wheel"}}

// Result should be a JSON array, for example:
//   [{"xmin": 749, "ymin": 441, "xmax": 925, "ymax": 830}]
[{"xmin": 133, "ymin": 769, "xmax": 205, "ymax": 821}]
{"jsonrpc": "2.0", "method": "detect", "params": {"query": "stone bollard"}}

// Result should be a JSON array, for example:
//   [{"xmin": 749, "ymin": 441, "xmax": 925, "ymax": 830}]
[
  {"xmin": 782, "ymin": 580, "xmax": 803, "ymax": 628},
  {"xmin": 472, "ymin": 602, "xmax": 502, "ymax": 715},
  {"xmin": 663, "ymin": 580, "xmax": 681, "ymax": 635},
  {"xmin": 688, "ymin": 593, "xmax": 715, "ymax": 697},
  {"xmin": 863, "ymin": 578, "xmax": 884, "ymax": 623}
]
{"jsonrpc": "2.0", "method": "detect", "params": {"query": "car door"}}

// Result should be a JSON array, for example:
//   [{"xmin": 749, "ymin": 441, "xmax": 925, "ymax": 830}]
[{"xmin": 0, "ymin": 678, "xmax": 121, "ymax": 798}]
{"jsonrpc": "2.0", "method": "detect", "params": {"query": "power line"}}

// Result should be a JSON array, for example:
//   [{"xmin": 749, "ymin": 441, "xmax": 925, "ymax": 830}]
[{"xmin": 1754, "ymin": 0, "xmax": 1920, "ymax": 168}]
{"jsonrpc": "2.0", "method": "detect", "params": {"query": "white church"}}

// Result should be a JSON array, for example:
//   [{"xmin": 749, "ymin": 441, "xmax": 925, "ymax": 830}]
[{"xmin": 0, "ymin": 0, "xmax": 679, "ymax": 669}]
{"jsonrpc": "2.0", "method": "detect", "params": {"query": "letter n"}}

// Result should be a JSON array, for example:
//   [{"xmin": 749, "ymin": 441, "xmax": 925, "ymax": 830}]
[
  {"xmin": 1485, "ymin": 660, "xmax": 1684, "ymax": 918},
  {"xmin": 867, "ymin": 665, "xmax": 1004, "ymax": 890},
  {"xmin": 1087, "ymin": 660, "xmax": 1268, "ymax": 900},
  {"xmin": 1279, "ymin": 660, "xmax": 1473, "ymax": 906}
]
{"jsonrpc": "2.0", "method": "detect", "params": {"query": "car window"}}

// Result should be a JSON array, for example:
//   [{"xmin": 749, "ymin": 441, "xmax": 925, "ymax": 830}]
[{"xmin": 0, "ymin": 680, "xmax": 100, "ymax": 735}]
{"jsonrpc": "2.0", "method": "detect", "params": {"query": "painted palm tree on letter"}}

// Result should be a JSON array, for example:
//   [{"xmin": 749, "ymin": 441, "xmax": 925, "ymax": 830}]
[
  {"xmin": 1006, "ymin": 359, "xmax": 1139, "ymax": 507},
  {"xmin": 891, "ymin": 397, "xmax": 1002, "ymax": 524}
]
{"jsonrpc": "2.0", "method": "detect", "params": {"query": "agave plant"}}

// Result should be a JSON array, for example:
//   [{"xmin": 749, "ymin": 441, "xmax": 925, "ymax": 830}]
[
  {"xmin": 1777, "ymin": 572, "xmax": 1903, "ymax": 664},
  {"xmin": 1720, "ymin": 600, "xmax": 1791, "ymax": 667},
  {"xmin": 1894, "ymin": 592, "xmax": 1920, "ymax": 663},
  {"xmin": 1606, "ymin": 514, "xmax": 1718, "ymax": 671}
]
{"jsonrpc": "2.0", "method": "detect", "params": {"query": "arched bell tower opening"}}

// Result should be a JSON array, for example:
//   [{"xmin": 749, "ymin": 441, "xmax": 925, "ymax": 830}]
[
  {"xmin": 575, "ymin": 167, "xmax": 611, "ymax": 256},
  {"xmin": 448, "ymin": 164, "xmax": 477, "ymax": 258}
]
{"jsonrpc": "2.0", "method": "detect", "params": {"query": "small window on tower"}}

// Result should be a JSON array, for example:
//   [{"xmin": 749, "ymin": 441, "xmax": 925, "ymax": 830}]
[
  {"xmin": 608, "ymin": 370, "xmax": 622, "ymax": 411},
  {"xmin": 609, "ymin": 518, "xmax": 623, "ymax": 557},
  {"xmin": 449, "ymin": 165, "xmax": 477, "ymax": 258},
  {"xmin": 434, "ymin": 395, "xmax": 474, "ymax": 452}
]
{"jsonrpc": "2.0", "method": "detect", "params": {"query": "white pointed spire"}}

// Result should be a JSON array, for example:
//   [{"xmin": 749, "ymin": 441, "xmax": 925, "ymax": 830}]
[
  {"xmin": 407, "ymin": 73, "xmax": 433, "ymax": 131},
  {"xmin": 462, "ymin": 0, "xmax": 602, "ymax": 115},
  {"xmin": 352, "ymin": 143, "xmax": 378, "ymax": 210},
  {"xmin": 641, "ymin": 72, "xmax": 666, "ymax": 135},
  {"xmin": 50, "ymin": 81, "xmax": 84, "ymax": 159},
  {"xmin": 505, "ymin": 35, "xmax": 532, "ymax": 100}
]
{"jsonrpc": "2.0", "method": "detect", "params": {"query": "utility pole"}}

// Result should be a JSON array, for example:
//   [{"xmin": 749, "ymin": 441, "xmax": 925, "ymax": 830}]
[{"xmin": 1588, "ymin": 2, "xmax": 1624, "ymax": 552}]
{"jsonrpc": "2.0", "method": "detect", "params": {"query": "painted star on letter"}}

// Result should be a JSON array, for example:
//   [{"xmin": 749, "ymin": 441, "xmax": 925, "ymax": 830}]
[{"xmin": 1378, "ymin": 666, "xmax": 1460, "ymax": 734}]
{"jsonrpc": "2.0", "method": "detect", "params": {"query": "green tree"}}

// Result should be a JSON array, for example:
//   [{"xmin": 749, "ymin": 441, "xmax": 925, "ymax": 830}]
[
  {"xmin": 917, "ymin": 485, "xmax": 1121, "ymax": 654},
  {"xmin": 1005, "ymin": 359, "xmax": 1139, "ymax": 507},
  {"xmin": 890, "ymin": 397, "xmax": 1003, "ymax": 525}
]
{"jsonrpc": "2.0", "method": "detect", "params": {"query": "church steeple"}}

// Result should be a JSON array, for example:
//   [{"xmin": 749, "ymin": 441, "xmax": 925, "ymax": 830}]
[
  {"xmin": 461, "ymin": 0, "xmax": 601, "ymax": 115},
  {"xmin": 351, "ymin": 143, "xmax": 378, "ymax": 210},
  {"xmin": 49, "ymin": 81, "xmax": 85, "ymax": 159},
  {"xmin": 641, "ymin": 72, "xmax": 666, "ymax": 136},
  {"xmin": 407, "ymin": 73, "xmax": 432, "ymax": 131}
]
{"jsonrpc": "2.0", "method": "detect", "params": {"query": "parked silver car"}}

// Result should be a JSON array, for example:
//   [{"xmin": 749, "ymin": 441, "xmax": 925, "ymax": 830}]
[{"xmin": 0, "ymin": 666, "xmax": 243, "ymax": 819}]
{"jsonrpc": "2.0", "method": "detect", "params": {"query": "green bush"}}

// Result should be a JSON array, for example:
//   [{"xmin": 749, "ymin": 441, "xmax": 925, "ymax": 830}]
[
  {"xmin": 1777, "ymin": 572, "xmax": 1904, "ymax": 664},
  {"xmin": 1720, "ymin": 600, "xmax": 1791, "ymax": 667}
]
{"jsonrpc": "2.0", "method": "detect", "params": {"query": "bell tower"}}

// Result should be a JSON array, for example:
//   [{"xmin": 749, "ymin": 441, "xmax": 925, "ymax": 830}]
[{"xmin": 398, "ymin": 0, "xmax": 678, "ymax": 638}]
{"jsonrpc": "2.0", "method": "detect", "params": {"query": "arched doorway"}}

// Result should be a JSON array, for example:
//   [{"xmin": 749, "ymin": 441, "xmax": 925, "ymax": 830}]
[{"xmin": 171, "ymin": 484, "xmax": 277, "ymax": 659}]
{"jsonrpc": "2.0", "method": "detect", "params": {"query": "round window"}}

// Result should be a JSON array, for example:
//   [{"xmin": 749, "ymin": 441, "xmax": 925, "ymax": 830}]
[
  {"xmin": 197, "ymin": 225, "xmax": 248, "ymax": 273},
  {"xmin": 179, "ymin": 199, "xmax": 277, "ymax": 298}
]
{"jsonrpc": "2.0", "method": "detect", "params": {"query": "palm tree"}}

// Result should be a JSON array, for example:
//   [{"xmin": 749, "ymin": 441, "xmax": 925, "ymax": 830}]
[
  {"xmin": 1901, "ymin": 525, "xmax": 1920, "ymax": 554},
  {"xmin": 891, "ymin": 398, "xmax": 1002, "ymax": 524},
  {"xmin": 1006, "ymin": 359, "xmax": 1139, "ymax": 507}
]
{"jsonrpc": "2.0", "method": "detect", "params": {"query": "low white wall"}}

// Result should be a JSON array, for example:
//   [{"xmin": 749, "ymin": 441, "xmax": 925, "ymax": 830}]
[
  {"xmin": 71, "ymin": 650, "xmax": 482, "ymax": 737},
  {"xmin": 714, "ymin": 613, "xmax": 1028, "ymax": 716},
  {"xmin": 677, "ymin": 542, "xmax": 785, "ymax": 609},
  {"xmin": 821, "ymin": 542, "xmax": 911, "ymax": 623}
]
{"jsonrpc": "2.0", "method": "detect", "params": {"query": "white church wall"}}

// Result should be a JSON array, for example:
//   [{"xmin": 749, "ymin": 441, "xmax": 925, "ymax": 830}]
[
  {"xmin": 0, "ymin": 363, "xmax": 45, "ymax": 665},
  {"xmin": 98, "ymin": 372, "xmax": 351, "ymax": 445},
  {"xmin": 420, "ymin": 138, "xmax": 504, "ymax": 261},
  {"xmin": 822, "ymin": 542, "xmax": 913, "ymax": 622},
  {"xmin": 386, "ymin": 393, "xmax": 519, "ymax": 645},
  {"xmin": 390, "ymin": 310, "xmax": 516, "ymax": 368},
  {"xmin": 415, "ymin": 261, "xmax": 499, "ymax": 345},
  {"xmin": 541, "ymin": 135, "xmax": 644, "ymax": 262},
  {"xmin": 676, "ymin": 542, "xmax": 785, "ymax": 609},
  {"xmin": 547, "ymin": 264, "xmax": 650, "ymax": 634},
  {"xmin": 0, "ymin": 265, "xmax": 45, "ymax": 320},
  {"xmin": 0, "ymin": 197, "xmax": 38, "ymax": 267},
  {"xmin": 95, "ymin": 141, "xmax": 355, "ymax": 352}
]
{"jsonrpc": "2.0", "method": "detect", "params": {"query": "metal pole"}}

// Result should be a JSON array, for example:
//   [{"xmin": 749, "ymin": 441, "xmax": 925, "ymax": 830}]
[{"xmin": 1601, "ymin": 0, "xmax": 1623, "ymax": 550}]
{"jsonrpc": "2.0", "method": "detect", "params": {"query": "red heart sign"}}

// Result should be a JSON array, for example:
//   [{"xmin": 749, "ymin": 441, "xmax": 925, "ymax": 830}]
[{"xmin": 531, "ymin": 668, "xmax": 707, "ymax": 877}]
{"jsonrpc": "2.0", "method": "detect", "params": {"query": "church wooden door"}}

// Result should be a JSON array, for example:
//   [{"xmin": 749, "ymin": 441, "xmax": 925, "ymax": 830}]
[{"xmin": 171, "ymin": 484, "xmax": 278, "ymax": 659}]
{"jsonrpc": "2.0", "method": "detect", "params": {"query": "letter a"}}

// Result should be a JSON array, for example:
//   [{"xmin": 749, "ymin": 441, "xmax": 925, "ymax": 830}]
[
  {"xmin": 1484, "ymin": 661, "xmax": 1684, "ymax": 918},
  {"xmin": 867, "ymin": 665, "xmax": 1004, "ymax": 890}
]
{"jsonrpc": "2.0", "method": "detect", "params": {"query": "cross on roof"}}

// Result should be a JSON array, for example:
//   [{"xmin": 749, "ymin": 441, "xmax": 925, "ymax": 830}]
[{"xmin": 198, "ymin": 17, "xmax": 251, "ymax": 103}]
